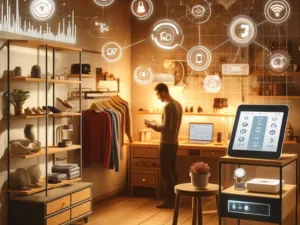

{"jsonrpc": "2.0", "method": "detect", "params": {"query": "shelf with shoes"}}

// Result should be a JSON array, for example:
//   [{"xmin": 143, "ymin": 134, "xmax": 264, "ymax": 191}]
[{"xmin": 4, "ymin": 39, "xmax": 86, "ymax": 202}]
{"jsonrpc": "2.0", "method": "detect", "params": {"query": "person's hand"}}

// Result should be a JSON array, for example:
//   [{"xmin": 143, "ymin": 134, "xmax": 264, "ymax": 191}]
[{"xmin": 144, "ymin": 120, "xmax": 150, "ymax": 128}]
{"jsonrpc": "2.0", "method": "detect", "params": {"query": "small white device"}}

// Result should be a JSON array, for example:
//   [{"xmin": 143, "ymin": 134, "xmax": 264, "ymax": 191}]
[
  {"xmin": 246, "ymin": 178, "xmax": 285, "ymax": 194},
  {"xmin": 188, "ymin": 123, "xmax": 214, "ymax": 144}
]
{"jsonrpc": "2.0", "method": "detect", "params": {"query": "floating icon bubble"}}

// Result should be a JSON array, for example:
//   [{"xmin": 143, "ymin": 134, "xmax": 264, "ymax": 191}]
[
  {"xmin": 228, "ymin": 15, "xmax": 257, "ymax": 47},
  {"xmin": 89, "ymin": 17, "xmax": 110, "ymax": 38},
  {"xmin": 30, "ymin": 0, "xmax": 55, "ymax": 21},
  {"xmin": 151, "ymin": 19, "xmax": 184, "ymax": 50},
  {"xmin": 102, "ymin": 42, "xmax": 123, "ymax": 63},
  {"xmin": 203, "ymin": 75, "xmax": 222, "ymax": 93},
  {"xmin": 187, "ymin": 46, "xmax": 211, "ymax": 71},
  {"xmin": 134, "ymin": 66, "xmax": 154, "ymax": 86},
  {"xmin": 267, "ymin": 51, "xmax": 291, "ymax": 75},
  {"xmin": 93, "ymin": 0, "xmax": 115, "ymax": 7},
  {"xmin": 186, "ymin": 0, "xmax": 212, "ymax": 24},
  {"xmin": 131, "ymin": 0, "xmax": 154, "ymax": 20},
  {"xmin": 265, "ymin": 0, "xmax": 290, "ymax": 24}
]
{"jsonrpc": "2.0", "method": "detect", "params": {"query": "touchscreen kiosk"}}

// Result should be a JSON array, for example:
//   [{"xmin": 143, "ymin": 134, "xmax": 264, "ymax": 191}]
[{"xmin": 228, "ymin": 105, "xmax": 289, "ymax": 159}]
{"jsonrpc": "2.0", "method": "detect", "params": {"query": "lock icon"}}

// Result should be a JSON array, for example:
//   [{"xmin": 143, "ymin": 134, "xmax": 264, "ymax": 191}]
[{"xmin": 137, "ymin": 1, "xmax": 146, "ymax": 14}]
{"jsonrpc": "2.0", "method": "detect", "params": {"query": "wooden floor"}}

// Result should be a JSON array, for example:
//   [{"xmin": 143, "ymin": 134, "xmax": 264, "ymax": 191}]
[{"xmin": 74, "ymin": 196, "xmax": 300, "ymax": 225}]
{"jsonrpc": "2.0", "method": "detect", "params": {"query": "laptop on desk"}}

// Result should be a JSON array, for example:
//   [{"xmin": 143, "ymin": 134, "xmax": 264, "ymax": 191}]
[{"xmin": 187, "ymin": 123, "xmax": 214, "ymax": 144}]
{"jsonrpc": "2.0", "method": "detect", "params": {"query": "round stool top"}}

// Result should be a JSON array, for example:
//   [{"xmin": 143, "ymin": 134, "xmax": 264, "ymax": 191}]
[{"xmin": 175, "ymin": 183, "xmax": 220, "ymax": 197}]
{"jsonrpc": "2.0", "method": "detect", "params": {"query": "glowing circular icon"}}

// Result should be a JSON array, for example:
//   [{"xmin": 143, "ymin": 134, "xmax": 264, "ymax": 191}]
[
  {"xmin": 131, "ymin": 0, "xmax": 154, "ymax": 20},
  {"xmin": 134, "ymin": 66, "xmax": 154, "ymax": 86},
  {"xmin": 93, "ymin": 0, "xmax": 115, "ymax": 7},
  {"xmin": 151, "ymin": 19, "xmax": 184, "ymax": 50},
  {"xmin": 267, "ymin": 51, "xmax": 291, "ymax": 75},
  {"xmin": 102, "ymin": 42, "xmax": 123, "ymax": 63},
  {"xmin": 89, "ymin": 17, "xmax": 110, "ymax": 38},
  {"xmin": 265, "ymin": 0, "xmax": 290, "ymax": 24},
  {"xmin": 228, "ymin": 15, "xmax": 257, "ymax": 47},
  {"xmin": 187, "ymin": 46, "xmax": 211, "ymax": 71},
  {"xmin": 30, "ymin": 0, "xmax": 55, "ymax": 21},
  {"xmin": 203, "ymin": 75, "xmax": 222, "ymax": 93},
  {"xmin": 186, "ymin": 0, "xmax": 212, "ymax": 24}
]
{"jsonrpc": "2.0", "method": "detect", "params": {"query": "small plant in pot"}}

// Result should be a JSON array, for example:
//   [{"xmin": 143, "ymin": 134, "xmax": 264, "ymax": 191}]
[
  {"xmin": 190, "ymin": 162, "xmax": 210, "ymax": 188},
  {"xmin": 5, "ymin": 89, "xmax": 30, "ymax": 116}
]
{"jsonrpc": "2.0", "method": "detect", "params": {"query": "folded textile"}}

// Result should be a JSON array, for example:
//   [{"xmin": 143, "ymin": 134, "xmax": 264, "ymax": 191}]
[
  {"xmin": 67, "ymin": 170, "xmax": 80, "ymax": 178},
  {"xmin": 52, "ymin": 164, "xmax": 78, "ymax": 170},
  {"xmin": 52, "ymin": 166, "xmax": 80, "ymax": 174},
  {"xmin": 68, "ymin": 173, "xmax": 80, "ymax": 180},
  {"xmin": 48, "ymin": 173, "xmax": 67, "ymax": 182}
]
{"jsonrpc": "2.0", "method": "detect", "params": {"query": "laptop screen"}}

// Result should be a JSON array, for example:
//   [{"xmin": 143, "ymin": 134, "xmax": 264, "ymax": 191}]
[{"xmin": 189, "ymin": 123, "xmax": 214, "ymax": 141}]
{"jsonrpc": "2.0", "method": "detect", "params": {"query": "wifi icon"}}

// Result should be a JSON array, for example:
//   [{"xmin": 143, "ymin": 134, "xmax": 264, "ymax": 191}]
[{"xmin": 270, "ymin": 4, "xmax": 285, "ymax": 17}]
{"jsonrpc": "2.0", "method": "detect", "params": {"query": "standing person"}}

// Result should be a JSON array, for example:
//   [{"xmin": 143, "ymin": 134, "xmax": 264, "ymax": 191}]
[{"xmin": 145, "ymin": 83, "xmax": 183, "ymax": 208}]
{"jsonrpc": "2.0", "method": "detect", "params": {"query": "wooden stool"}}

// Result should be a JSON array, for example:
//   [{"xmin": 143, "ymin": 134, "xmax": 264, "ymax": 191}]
[{"xmin": 172, "ymin": 183, "xmax": 219, "ymax": 225}]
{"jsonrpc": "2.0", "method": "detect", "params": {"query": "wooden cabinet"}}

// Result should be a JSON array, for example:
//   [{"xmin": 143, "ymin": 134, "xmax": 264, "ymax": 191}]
[
  {"xmin": 129, "ymin": 145, "xmax": 160, "ymax": 198},
  {"xmin": 9, "ymin": 182, "xmax": 92, "ymax": 225},
  {"xmin": 129, "ymin": 142, "xmax": 227, "ymax": 198}
]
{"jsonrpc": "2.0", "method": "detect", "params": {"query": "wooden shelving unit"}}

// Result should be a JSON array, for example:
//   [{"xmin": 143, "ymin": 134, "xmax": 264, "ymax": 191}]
[
  {"xmin": 68, "ymin": 74, "xmax": 95, "ymax": 78},
  {"xmin": 137, "ymin": 111, "xmax": 236, "ymax": 117},
  {"xmin": 10, "ymin": 76, "xmax": 81, "ymax": 84},
  {"xmin": 11, "ymin": 112, "xmax": 81, "ymax": 119},
  {"xmin": 10, "ymin": 145, "xmax": 81, "ymax": 159},
  {"xmin": 6, "ymin": 178, "xmax": 82, "ymax": 195}
]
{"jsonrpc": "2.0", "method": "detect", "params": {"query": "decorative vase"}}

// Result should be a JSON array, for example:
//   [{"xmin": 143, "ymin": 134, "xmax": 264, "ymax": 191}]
[
  {"xmin": 14, "ymin": 106, "xmax": 23, "ymax": 116},
  {"xmin": 24, "ymin": 124, "xmax": 35, "ymax": 142},
  {"xmin": 31, "ymin": 65, "xmax": 41, "ymax": 78},
  {"xmin": 14, "ymin": 67, "xmax": 22, "ymax": 77},
  {"xmin": 27, "ymin": 165, "xmax": 41, "ymax": 184},
  {"xmin": 190, "ymin": 173, "xmax": 210, "ymax": 188}
]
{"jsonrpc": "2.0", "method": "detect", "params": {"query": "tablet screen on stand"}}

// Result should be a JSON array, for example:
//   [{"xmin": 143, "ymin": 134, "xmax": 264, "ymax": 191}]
[{"xmin": 228, "ymin": 105, "xmax": 289, "ymax": 159}]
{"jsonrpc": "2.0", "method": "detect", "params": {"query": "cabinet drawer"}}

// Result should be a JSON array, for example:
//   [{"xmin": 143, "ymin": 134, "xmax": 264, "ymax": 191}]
[
  {"xmin": 133, "ymin": 147, "xmax": 159, "ymax": 158},
  {"xmin": 71, "ymin": 187, "xmax": 91, "ymax": 205},
  {"xmin": 201, "ymin": 150, "xmax": 225, "ymax": 158},
  {"xmin": 46, "ymin": 196, "xmax": 70, "ymax": 215},
  {"xmin": 132, "ymin": 171, "xmax": 158, "ymax": 187},
  {"xmin": 47, "ymin": 210, "xmax": 70, "ymax": 225},
  {"xmin": 71, "ymin": 201, "xmax": 92, "ymax": 219},
  {"xmin": 131, "ymin": 158, "xmax": 160, "ymax": 169}
]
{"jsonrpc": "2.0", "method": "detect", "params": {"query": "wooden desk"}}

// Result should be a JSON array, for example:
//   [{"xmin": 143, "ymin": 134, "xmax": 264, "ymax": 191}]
[{"xmin": 128, "ymin": 142, "xmax": 227, "ymax": 198}]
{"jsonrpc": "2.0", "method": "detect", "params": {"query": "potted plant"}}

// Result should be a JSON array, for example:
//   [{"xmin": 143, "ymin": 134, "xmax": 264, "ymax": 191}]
[
  {"xmin": 6, "ymin": 89, "xmax": 30, "ymax": 116},
  {"xmin": 190, "ymin": 162, "xmax": 210, "ymax": 188}
]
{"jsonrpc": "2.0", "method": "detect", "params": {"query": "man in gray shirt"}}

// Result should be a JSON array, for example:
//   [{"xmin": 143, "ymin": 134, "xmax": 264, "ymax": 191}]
[{"xmin": 145, "ymin": 83, "xmax": 182, "ymax": 208}]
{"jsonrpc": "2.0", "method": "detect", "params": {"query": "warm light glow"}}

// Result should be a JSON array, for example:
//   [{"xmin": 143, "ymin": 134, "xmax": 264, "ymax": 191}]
[{"xmin": 151, "ymin": 19, "xmax": 184, "ymax": 50}]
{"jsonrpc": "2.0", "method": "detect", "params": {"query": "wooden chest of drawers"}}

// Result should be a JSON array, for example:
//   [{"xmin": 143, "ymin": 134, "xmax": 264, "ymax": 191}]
[
  {"xmin": 129, "ymin": 145, "xmax": 160, "ymax": 198},
  {"xmin": 9, "ymin": 182, "xmax": 92, "ymax": 225}
]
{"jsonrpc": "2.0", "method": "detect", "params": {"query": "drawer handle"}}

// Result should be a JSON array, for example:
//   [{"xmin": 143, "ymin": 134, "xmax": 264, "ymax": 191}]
[{"xmin": 142, "ymin": 178, "xmax": 146, "ymax": 182}]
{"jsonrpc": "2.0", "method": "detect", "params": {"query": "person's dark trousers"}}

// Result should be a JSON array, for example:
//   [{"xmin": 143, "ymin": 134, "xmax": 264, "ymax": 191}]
[{"xmin": 159, "ymin": 143, "xmax": 178, "ymax": 203}]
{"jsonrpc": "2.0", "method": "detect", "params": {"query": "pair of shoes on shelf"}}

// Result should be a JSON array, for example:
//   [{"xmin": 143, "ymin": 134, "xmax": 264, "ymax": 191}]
[
  {"xmin": 10, "ymin": 141, "xmax": 41, "ymax": 155},
  {"xmin": 24, "ymin": 107, "xmax": 46, "ymax": 115},
  {"xmin": 56, "ymin": 98, "xmax": 77, "ymax": 112},
  {"xmin": 42, "ymin": 106, "xmax": 62, "ymax": 114}
]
